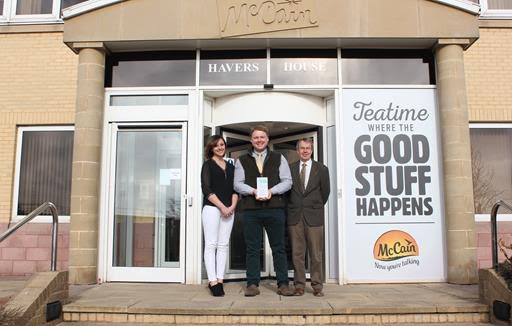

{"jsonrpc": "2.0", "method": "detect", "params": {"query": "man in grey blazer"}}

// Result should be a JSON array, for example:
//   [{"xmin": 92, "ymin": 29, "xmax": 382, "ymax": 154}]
[{"xmin": 287, "ymin": 138, "xmax": 330, "ymax": 297}]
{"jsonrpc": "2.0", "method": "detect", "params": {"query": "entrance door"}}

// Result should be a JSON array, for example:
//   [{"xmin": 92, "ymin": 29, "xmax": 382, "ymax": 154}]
[
  {"xmin": 222, "ymin": 129, "xmax": 318, "ymax": 279},
  {"xmin": 106, "ymin": 123, "xmax": 187, "ymax": 282}
]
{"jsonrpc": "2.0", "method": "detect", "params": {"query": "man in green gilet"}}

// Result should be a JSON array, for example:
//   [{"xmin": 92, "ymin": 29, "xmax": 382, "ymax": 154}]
[{"xmin": 234, "ymin": 125, "xmax": 294, "ymax": 297}]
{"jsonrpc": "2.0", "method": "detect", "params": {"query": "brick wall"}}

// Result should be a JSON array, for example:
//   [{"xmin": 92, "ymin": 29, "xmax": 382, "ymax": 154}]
[
  {"xmin": 465, "ymin": 26, "xmax": 512, "ymax": 269},
  {"xmin": 0, "ymin": 223, "xmax": 69, "ymax": 275},
  {"xmin": 465, "ymin": 27, "xmax": 512, "ymax": 121},
  {"xmin": 0, "ymin": 31, "xmax": 77, "ymax": 225},
  {"xmin": 476, "ymin": 221, "xmax": 512, "ymax": 269}
]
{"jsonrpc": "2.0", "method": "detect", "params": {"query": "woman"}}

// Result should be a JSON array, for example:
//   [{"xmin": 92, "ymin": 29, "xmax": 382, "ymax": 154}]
[{"xmin": 201, "ymin": 135, "xmax": 238, "ymax": 297}]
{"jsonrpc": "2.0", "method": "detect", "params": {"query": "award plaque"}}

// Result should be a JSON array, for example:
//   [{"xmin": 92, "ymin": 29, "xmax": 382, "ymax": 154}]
[{"xmin": 256, "ymin": 177, "xmax": 269, "ymax": 198}]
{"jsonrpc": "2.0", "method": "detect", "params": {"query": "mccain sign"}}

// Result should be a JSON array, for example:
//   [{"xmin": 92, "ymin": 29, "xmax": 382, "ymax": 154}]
[{"xmin": 217, "ymin": 0, "xmax": 319, "ymax": 37}]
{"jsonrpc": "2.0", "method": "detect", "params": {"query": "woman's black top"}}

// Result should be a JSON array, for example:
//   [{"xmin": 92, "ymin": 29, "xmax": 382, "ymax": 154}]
[{"xmin": 201, "ymin": 159, "xmax": 236, "ymax": 207}]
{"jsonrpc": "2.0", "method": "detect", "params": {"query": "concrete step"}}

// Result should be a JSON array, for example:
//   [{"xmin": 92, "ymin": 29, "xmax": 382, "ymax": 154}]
[{"xmin": 61, "ymin": 281, "xmax": 490, "ymax": 325}]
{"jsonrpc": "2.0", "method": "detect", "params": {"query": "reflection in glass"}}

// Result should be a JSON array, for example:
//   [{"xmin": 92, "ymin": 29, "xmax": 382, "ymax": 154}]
[
  {"xmin": 16, "ymin": 0, "xmax": 52, "ymax": 14},
  {"xmin": 487, "ymin": 0, "xmax": 512, "ymax": 9},
  {"xmin": 18, "ymin": 131, "xmax": 73, "ymax": 216},
  {"xmin": 0, "ymin": 1, "xmax": 4, "ymax": 15},
  {"xmin": 110, "ymin": 95, "xmax": 188, "ymax": 106},
  {"xmin": 62, "ymin": 0, "xmax": 87, "ymax": 9},
  {"xmin": 470, "ymin": 128, "xmax": 512, "ymax": 214},
  {"xmin": 108, "ymin": 52, "xmax": 196, "ymax": 87},
  {"xmin": 342, "ymin": 58, "xmax": 432, "ymax": 85},
  {"xmin": 113, "ymin": 130, "xmax": 183, "ymax": 268}
]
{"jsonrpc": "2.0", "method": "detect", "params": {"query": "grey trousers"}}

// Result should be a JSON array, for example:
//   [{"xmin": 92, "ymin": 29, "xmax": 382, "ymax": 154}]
[{"xmin": 288, "ymin": 217, "xmax": 324, "ymax": 291}]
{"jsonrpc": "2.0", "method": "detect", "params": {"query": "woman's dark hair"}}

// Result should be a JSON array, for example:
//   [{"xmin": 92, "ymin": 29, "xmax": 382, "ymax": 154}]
[{"xmin": 205, "ymin": 135, "xmax": 226, "ymax": 159}]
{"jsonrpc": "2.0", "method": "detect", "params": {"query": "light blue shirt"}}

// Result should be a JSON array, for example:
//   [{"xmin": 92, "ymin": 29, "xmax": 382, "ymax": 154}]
[{"xmin": 234, "ymin": 149, "xmax": 292, "ymax": 196}]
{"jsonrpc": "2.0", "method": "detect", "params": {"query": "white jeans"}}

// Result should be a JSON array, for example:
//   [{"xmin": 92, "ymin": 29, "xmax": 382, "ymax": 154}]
[{"xmin": 202, "ymin": 205, "xmax": 234, "ymax": 282}]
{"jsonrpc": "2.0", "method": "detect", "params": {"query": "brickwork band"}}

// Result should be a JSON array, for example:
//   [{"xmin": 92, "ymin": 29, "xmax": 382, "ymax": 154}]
[
  {"xmin": 436, "ymin": 42, "xmax": 478, "ymax": 284},
  {"xmin": 68, "ymin": 45, "xmax": 105, "ymax": 285}
]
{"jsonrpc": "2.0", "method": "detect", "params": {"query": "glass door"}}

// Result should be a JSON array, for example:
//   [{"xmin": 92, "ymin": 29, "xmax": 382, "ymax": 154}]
[{"xmin": 107, "ymin": 123, "xmax": 187, "ymax": 282}]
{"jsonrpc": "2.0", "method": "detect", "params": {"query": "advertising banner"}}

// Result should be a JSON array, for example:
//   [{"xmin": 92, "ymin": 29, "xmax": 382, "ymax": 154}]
[{"xmin": 342, "ymin": 88, "xmax": 446, "ymax": 282}]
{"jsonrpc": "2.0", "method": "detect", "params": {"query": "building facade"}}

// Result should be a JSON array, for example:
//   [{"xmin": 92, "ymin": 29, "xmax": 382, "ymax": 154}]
[{"xmin": 0, "ymin": 0, "xmax": 509, "ymax": 286}]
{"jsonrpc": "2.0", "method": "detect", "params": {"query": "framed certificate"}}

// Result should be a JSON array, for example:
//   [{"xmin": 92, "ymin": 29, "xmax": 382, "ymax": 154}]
[{"xmin": 256, "ymin": 177, "xmax": 269, "ymax": 198}]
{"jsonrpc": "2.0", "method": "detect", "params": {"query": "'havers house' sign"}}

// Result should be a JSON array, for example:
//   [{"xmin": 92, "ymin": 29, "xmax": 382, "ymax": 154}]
[
  {"xmin": 343, "ymin": 88, "xmax": 446, "ymax": 282},
  {"xmin": 217, "ymin": 0, "xmax": 319, "ymax": 37}
]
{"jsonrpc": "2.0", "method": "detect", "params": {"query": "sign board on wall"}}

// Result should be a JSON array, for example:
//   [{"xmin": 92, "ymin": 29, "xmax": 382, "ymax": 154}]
[
  {"xmin": 217, "ymin": 0, "xmax": 319, "ymax": 37},
  {"xmin": 342, "ymin": 88, "xmax": 446, "ymax": 282}
]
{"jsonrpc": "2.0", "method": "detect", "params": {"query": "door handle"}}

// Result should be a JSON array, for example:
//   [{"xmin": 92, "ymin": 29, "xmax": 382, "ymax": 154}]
[{"xmin": 186, "ymin": 195, "xmax": 193, "ymax": 207}]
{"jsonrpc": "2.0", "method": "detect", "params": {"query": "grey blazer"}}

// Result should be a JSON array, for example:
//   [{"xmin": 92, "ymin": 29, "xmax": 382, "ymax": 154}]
[{"xmin": 287, "ymin": 160, "xmax": 330, "ymax": 227}]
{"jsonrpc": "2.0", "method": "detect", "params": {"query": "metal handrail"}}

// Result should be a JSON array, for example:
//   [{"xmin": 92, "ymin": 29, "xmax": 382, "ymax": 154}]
[
  {"xmin": 0, "ymin": 202, "xmax": 59, "ymax": 271},
  {"xmin": 490, "ymin": 200, "xmax": 512, "ymax": 270}
]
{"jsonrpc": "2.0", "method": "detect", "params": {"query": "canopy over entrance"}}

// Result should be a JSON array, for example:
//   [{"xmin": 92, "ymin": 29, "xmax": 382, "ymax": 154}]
[{"xmin": 63, "ymin": 0, "xmax": 479, "ymax": 52}]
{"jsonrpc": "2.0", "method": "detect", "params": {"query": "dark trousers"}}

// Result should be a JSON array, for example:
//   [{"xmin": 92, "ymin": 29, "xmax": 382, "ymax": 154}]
[
  {"xmin": 243, "ymin": 208, "xmax": 289, "ymax": 287},
  {"xmin": 288, "ymin": 217, "xmax": 324, "ymax": 291}
]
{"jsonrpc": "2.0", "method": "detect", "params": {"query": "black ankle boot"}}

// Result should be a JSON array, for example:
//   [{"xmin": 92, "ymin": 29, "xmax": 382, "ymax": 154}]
[
  {"xmin": 211, "ymin": 283, "xmax": 224, "ymax": 297},
  {"xmin": 219, "ymin": 283, "xmax": 225, "ymax": 296}
]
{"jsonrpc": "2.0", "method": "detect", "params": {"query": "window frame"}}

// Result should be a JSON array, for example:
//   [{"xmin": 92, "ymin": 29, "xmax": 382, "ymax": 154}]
[
  {"xmin": 0, "ymin": 0, "xmax": 10, "ymax": 21},
  {"xmin": 0, "ymin": 0, "xmax": 72, "ymax": 23},
  {"xmin": 470, "ymin": 123, "xmax": 512, "ymax": 222},
  {"xmin": 479, "ymin": 0, "xmax": 512, "ymax": 18},
  {"xmin": 12, "ymin": 125, "xmax": 74, "ymax": 223}
]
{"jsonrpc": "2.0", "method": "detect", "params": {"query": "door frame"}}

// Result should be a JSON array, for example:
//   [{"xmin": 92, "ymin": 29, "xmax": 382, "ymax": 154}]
[
  {"xmin": 98, "ymin": 89, "xmax": 197, "ymax": 283},
  {"xmin": 105, "ymin": 122, "xmax": 188, "ymax": 282},
  {"xmin": 202, "ymin": 88, "xmax": 344, "ymax": 284},
  {"xmin": 221, "ymin": 129, "xmax": 321, "ymax": 279}
]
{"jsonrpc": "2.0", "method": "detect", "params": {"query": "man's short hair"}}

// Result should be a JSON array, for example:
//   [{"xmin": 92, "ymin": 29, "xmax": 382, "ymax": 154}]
[
  {"xmin": 296, "ymin": 138, "xmax": 314, "ymax": 150},
  {"xmin": 250, "ymin": 125, "xmax": 270, "ymax": 137}
]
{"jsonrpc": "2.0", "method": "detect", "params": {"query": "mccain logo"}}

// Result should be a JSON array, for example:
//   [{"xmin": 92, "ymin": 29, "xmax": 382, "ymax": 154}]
[
  {"xmin": 218, "ymin": 0, "xmax": 319, "ymax": 37},
  {"xmin": 373, "ymin": 230, "xmax": 419, "ymax": 262}
]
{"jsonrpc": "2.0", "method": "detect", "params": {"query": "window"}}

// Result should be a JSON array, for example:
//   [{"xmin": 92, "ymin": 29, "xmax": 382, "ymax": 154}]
[
  {"xmin": 200, "ymin": 50, "xmax": 267, "ymax": 86},
  {"xmin": 16, "ymin": 0, "xmax": 52, "ymax": 15},
  {"xmin": 270, "ymin": 49, "xmax": 338, "ymax": 85},
  {"xmin": 480, "ymin": 0, "xmax": 512, "ymax": 17},
  {"xmin": 0, "ymin": 0, "xmax": 87, "ymax": 22},
  {"xmin": 13, "ymin": 126, "xmax": 74, "ymax": 222},
  {"xmin": 61, "ymin": 0, "xmax": 86, "ymax": 9},
  {"xmin": 470, "ymin": 125, "xmax": 512, "ymax": 218},
  {"xmin": 341, "ymin": 50, "xmax": 435, "ymax": 85},
  {"xmin": 106, "ymin": 52, "xmax": 196, "ymax": 87}
]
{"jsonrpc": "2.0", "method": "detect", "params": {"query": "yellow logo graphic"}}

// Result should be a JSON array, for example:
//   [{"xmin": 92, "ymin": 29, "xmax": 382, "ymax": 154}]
[{"xmin": 373, "ymin": 230, "xmax": 419, "ymax": 261}]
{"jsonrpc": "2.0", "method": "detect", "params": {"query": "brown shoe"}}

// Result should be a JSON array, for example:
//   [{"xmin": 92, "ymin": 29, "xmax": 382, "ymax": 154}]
[
  {"xmin": 294, "ymin": 287, "xmax": 304, "ymax": 296},
  {"xmin": 277, "ymin": 285, "xmax": 294, "ymax": 296},
  {"xmin": 244, "ymin": 284, "xmax": 260, "ymax": 297},
  {"xmin": 313, "ymin": 289, "xmax": 324, "ymax": 297}
]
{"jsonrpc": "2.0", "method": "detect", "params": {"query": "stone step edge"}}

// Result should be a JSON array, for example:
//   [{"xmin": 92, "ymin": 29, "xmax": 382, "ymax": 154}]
[
  {"xmin": 63, "ymin": 312, "xmax": 489, "ymax": 324},
  {"xmin": 62, "ymin": 304, "xmax": 490, "ymax": 315}
]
